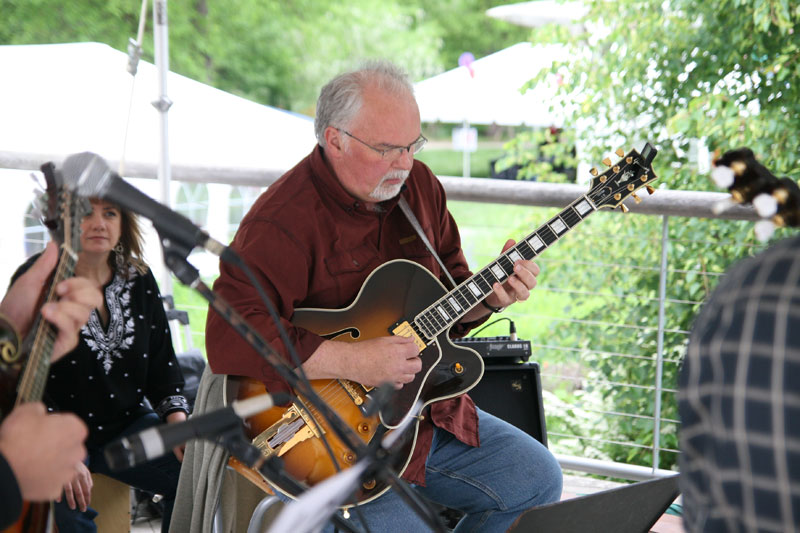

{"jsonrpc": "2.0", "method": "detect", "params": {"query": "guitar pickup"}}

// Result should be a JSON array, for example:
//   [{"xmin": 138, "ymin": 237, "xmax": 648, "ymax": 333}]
[{"xmin": 391, "ymin": 320, "xmax": 427, "ymax": 352}]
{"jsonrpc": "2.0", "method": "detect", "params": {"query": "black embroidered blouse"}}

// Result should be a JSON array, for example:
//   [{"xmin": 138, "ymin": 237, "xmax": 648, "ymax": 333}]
[{"xmin": 12, "ymin": 259, "xmax": 188, "ymax": 446}]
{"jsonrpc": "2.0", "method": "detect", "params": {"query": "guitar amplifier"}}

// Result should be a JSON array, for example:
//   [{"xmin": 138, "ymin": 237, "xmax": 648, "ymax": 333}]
[
  {"xmin": 453, "ymin": 335, "xmax": 531, "ymax": 364},
  {"xmin": 469, "ymin": 362, "xmax": 548, "ymax": 447}
]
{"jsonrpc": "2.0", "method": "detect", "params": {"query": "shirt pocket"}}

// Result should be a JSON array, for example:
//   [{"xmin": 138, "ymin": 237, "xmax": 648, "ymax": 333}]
[{"xmin": 399, "ymin": 226, "xmax": 439, "ymax": 275}]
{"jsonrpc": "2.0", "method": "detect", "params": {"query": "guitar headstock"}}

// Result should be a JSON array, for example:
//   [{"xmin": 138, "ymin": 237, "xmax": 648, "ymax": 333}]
[
  {"xmin": 586, "ymin": 143, "xmax": 659, "ymax": 212},
  {"xmin": 711, "ymin": 147, "xmax": 800, "ymax": 240},
  {"xmin": 39, "ymin": 162, "xmax": 91, "ymax": 253}
]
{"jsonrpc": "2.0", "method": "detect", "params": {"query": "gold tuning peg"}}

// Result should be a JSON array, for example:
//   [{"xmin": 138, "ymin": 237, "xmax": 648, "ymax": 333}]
[
  {"xmin": 615, "ymin": 148, "xmax": 625, "ymax": 157},
  {"xmin": 590, "ymin": 167, "xmax": 599, "ymax": 176},
  {"xmin": 620, "ymin": 204, "xmax": 630, "ymax": 213},
  {"xmin": 602, "ymin": 157, "xmax": 612, "ymax": 167},
  {"xmin": 646, "ymin": 185, "xmax": 655, "ymax": 195},
  {"xmin": 631, "ymin": 193, "xmax": 641, "ymax": 204}
]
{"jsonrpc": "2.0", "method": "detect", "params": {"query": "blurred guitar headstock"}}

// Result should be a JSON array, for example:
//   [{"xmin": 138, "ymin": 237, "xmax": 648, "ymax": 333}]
[{"xmin": 711, "ymin": 147, "xmax": 800, "ymax": 241}]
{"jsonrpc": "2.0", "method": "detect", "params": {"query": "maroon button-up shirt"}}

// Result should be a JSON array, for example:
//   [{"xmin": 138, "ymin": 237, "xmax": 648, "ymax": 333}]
[{"xmin": 207, "ymin": 145, "xmax": 485, "ymax": 485}]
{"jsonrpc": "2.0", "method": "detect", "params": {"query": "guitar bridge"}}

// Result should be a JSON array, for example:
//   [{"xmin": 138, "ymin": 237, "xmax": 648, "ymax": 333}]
[{"xmin": 252, "ymin": 403, "xmax": 323, "ymax": 458}]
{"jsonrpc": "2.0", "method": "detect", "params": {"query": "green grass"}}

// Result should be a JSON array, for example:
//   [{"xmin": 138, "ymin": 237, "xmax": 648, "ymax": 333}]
[{"xmin": 415, "ymin": 148, "xmax": 505, "ymax": 177}]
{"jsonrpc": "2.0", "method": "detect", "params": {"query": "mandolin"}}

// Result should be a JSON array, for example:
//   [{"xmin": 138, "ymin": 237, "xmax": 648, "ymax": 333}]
[
  {"xmin": 0, "ymin": 162, "xmax": 90, "ymax": 533},
  {"xmin": 226, "ymin": 143, "xmax": 660, "ymax": 506}
]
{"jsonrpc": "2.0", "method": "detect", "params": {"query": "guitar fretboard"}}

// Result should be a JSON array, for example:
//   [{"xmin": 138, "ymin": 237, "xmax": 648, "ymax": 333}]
[
  {"xmin": 16, "ymin": 248, "xmax": 78, "ymax": 404},
  {"xmin": 413, "ymin": 195, "xmax": 597, "ymax": 340}
]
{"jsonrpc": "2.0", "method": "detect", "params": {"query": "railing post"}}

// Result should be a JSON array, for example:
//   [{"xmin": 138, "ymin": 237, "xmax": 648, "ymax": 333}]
[{"xmin": 652, "ymin": 214, "xmax": 669, "ymax": 472}]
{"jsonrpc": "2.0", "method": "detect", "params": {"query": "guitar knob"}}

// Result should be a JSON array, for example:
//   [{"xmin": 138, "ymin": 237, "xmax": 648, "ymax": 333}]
[
  {"xmin": 452, "ymin": 362, "xmax": 464, "ymax": 375},
  {"xmin": 646, "ymin": 185, "xmax": 655, "ymax": 195},
  {"xmin": 590, "ymin": 167, "xmax": 599, "ymax": 176},
  {"xmin": 620, "ymin": 204, "xmax": 630, "ymax": 213},
  {"xmin": 602, "ymin": 157, "xmax": 612, "ymax": 167},
  {"xmin": 615, "ymin": 148, "xmax": 625, "ymax": 157},
  {"xmin": 613, "ymin": 165, "xmax": 620, "ymax": 173},
  {"xmin": 599, "ymin": 175, "xmax": 607, "ymax": 183},
  {"xmin": 614, "ymin": 193, "xmax": 622, "ymax": 201},
  {"xmin": 631, "ymin": 193, "xmax": 642, "ymax": 204}
]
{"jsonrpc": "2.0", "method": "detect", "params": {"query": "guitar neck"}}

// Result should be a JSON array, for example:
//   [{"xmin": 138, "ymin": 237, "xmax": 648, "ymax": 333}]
[
  {"xmin": 16, "ymin": 248, "xmax": 78, "ymax": 404},
  {"xmin": 414, "ymin": 195, "xmax": 598, "ymax": 340}
]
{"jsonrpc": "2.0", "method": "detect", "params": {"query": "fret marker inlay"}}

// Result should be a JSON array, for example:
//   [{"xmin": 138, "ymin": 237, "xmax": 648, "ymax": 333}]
[
  {"xmin": 550, "ymin": 219, "xmax": 567, "ymax": 234},
  {"xmin": 490, "ymin": 264, "xmax": 506, "ymax": 280},
  {"xmin": 448, "ymin": 297, "xmax": 461, "ymax": 312},
  {"xmin": 528, "ymin": 235, "xmax": 545, "ymax": 251}
]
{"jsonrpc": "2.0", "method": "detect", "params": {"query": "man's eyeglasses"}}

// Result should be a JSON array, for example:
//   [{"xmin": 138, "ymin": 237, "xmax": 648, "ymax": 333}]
[{"xmin": 339, "ymin": 129, "xmax": 427, "ymax": 160}]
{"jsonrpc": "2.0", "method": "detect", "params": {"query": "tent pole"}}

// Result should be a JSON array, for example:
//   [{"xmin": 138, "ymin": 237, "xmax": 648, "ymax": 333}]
[
  {"xmin": 152, "ymin": 0, "xmax": 174, "ymax": 298},
  {"xmin": 153, "ymin": 0, "xmax": 186, "ymax": 352},
  {"xmin": 462, "ymin": 119, "xmax": 471, "ymax": 178}
]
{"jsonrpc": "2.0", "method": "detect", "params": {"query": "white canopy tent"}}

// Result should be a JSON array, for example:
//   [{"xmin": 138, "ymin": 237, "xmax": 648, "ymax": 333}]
[
  {"xmin": 485, "ymin": 0, "xmax": 588, "ymax": 28},
  {"xmin": 0, "ymin": 42, "xmax": 317, "ymax": 294},
  {"xmin": 413, "ymin": 42, "xmax": 571, "ymax": 127},
  {"xmin": 0, "ymin": 42, "xmax": 316, "ymax": 176}
]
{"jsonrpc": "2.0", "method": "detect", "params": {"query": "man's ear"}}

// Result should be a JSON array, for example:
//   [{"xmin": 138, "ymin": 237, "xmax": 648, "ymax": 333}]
[{"xmin": 324, "ymin": 126, "xmax": 345, "ymax": 159}]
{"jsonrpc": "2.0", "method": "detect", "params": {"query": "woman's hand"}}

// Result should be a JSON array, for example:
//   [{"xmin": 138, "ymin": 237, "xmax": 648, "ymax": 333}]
[
  {"xmin": 166, "ymin": 411, "xmax": 188, "ymax": 462},
  {"xmin": 56, "ymin": 461, "xmax": 93, "ymax": 512}
]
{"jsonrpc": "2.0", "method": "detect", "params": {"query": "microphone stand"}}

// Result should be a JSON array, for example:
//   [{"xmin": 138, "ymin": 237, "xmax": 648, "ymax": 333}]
[{"xmin": 161, "ymin": 242, "xmax": 447, "ymax": 533}]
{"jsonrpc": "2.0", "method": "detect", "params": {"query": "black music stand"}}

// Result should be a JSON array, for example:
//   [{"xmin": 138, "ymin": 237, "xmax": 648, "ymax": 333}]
[{"xmin": 508, "ymin": 475, "xmax": 680, "ymax": 532}]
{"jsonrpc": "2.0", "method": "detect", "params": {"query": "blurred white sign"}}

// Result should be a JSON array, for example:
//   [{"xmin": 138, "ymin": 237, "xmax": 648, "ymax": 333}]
[{"xmin": 452, "ymin": 127, "xmax": 478, "ymax": 152}]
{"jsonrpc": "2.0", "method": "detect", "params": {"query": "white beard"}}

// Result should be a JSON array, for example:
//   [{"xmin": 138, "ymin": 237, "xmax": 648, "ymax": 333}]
[{"xmin": 368, "ymin": 169, "xmax": 410, "ymax": 201}]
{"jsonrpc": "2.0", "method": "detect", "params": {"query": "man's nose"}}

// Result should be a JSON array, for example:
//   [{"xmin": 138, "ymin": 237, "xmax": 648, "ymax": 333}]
[{"xmin": 393, "ymin": 147, "xmax": 414, "ymax": 170}]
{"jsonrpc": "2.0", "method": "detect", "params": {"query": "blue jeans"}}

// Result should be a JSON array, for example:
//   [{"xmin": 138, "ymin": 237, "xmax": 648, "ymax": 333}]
[
  {"xmin": 327, "ymin": 407, "xmax": 563, "ymax": 533},
  {"xmin": 54, "ymin": 412, "xmax": 182, "ymax": 533}
]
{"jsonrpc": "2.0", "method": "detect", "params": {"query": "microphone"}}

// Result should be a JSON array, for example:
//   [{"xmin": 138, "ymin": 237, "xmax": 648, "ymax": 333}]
[
  {"xmin": 61, "ymin": 152, "xmax": 236, "ymax": 262},
  {"xmin": 104, "ymin": 392, "xmax": 287, "ymax": 470}
]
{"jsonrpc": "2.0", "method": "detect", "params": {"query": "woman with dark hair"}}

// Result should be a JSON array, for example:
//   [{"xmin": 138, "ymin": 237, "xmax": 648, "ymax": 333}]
[{"xmin": 12, "ymin": 198, "xmax": 188, "ymax": 533}]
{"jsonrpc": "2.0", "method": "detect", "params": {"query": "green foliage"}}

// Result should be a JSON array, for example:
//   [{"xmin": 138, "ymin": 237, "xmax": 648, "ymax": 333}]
[
  {"xmin": 0, "ymin": 0, "xmax": 528, "ymax": 113},
  {"xmin": 503, "ymin": 0, "xmax": 800, "ymax": 469}
]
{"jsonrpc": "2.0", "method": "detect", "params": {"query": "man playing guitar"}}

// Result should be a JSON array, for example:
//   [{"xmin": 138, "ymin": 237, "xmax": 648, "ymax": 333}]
[{"xmin": 206, "ymin": 61, "xmax": 562, "ymax": 532}]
